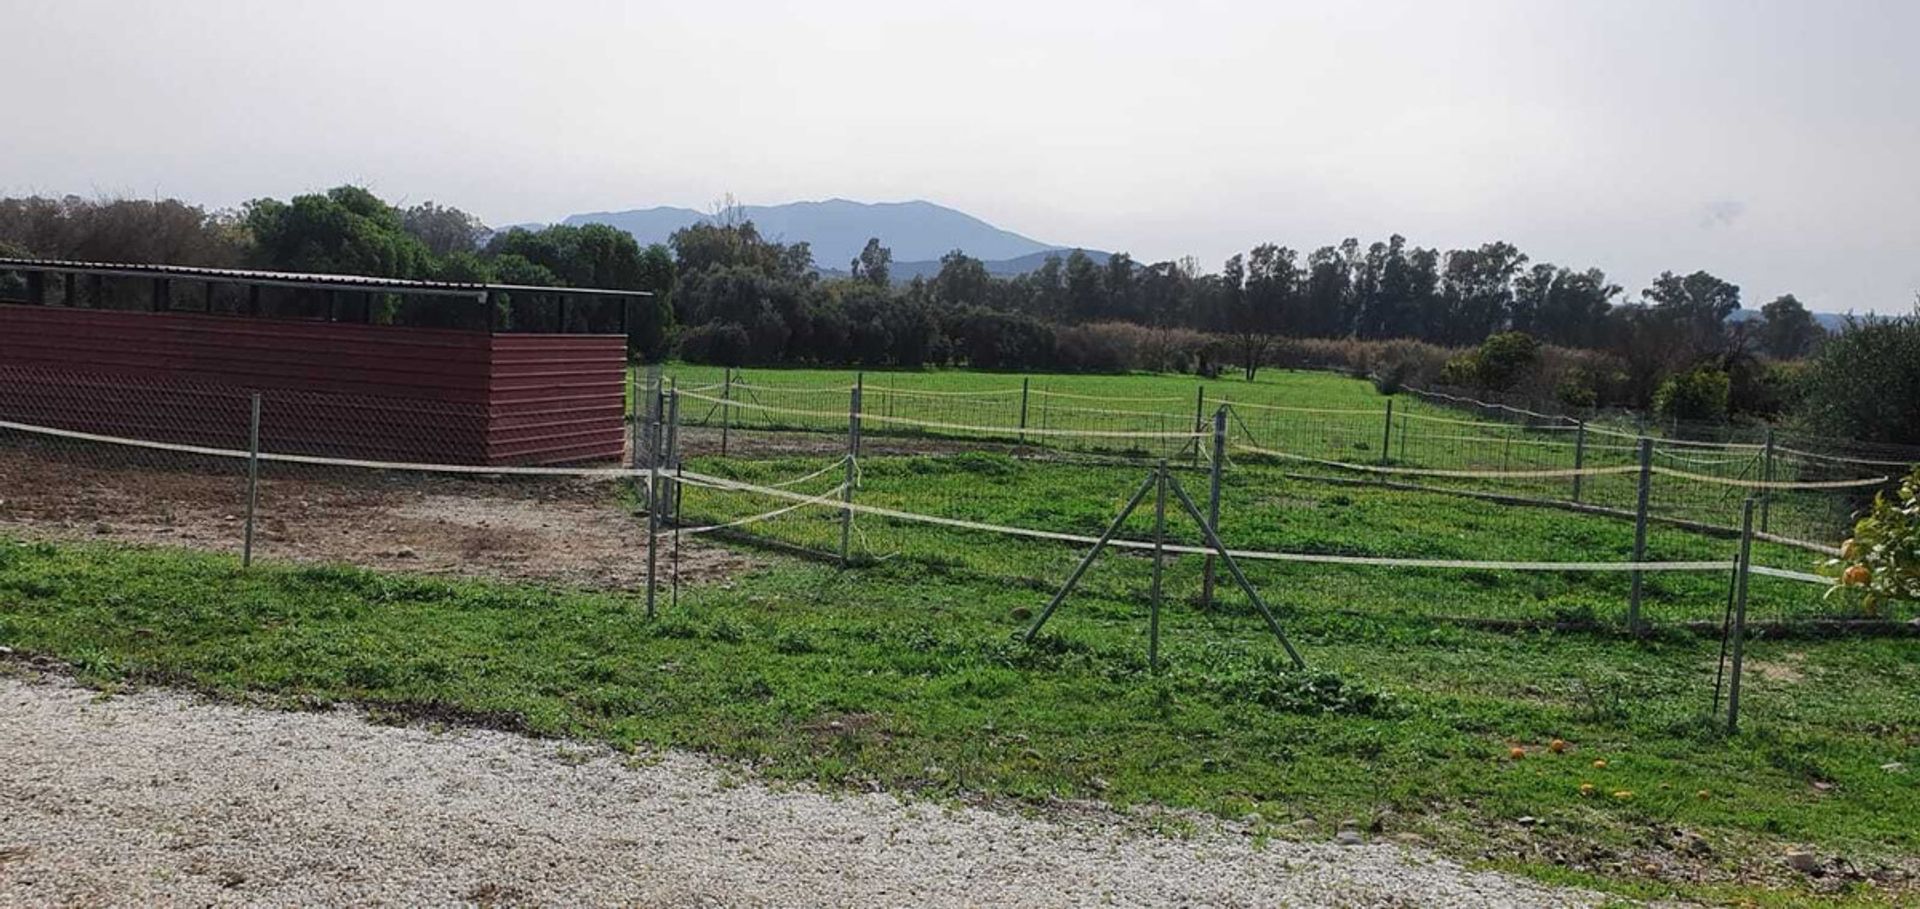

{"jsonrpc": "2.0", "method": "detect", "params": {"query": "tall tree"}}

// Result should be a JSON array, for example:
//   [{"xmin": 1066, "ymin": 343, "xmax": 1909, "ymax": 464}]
[
  {"xmin": 1645, "ymin": 269, "xmax": 1741, "ymax": 356},
  {"xmin": 850, "ymin": 237, "xmax": 891, "ymax": 287},
  {"xmin": 400, "ymin": 202, "xmax": 487, "ymax": 258},
  {"xmin": 932, "ymin": 250, "xmax": 990, "ymax": 308},
  {"xmin": 1756, "ymin": 293, "xmax": 1823, "ymax": 358}
]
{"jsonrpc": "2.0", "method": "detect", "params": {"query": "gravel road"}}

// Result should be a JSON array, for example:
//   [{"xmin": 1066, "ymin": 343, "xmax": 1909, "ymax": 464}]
[{"xmin": 0, "ymin": 675, "xmax": 1608, "ymax": 908}]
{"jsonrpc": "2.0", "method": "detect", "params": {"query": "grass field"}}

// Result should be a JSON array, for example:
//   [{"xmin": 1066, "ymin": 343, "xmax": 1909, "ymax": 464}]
[{"xmin": 4, "ymin": 363, "xmax": 1916, "ymax": 906}]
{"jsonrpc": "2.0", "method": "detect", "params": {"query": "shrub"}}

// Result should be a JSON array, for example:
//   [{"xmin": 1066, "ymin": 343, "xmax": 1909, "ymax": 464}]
[
  {"xmin": 1053, "ymin": 323, "xmax": 1134, "ymax": 373},
  {"xmin": 677, "ymin": 321, "xmax": 753, "ymax": 366},
  {"xmin": 1795, "ymin": 312, "xmax": 1920, "ymax": 446},
  {"xmin": 1653, "ymin": 366, "xmax": 1731, "ymax": 422},
  {"xmin": 1474, "ymin": 331, "xmax": 1541, "ymax": 390},
  {"xmin": 1823, "ymin": 467, "xmax": 1920, "ymax": 616}
]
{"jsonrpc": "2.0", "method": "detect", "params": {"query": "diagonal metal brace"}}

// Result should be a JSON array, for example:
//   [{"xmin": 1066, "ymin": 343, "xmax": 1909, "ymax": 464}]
[
  {"xmin": 1165, "ymin": 472, "xmax": 1307, "ymax": 669},
  {"xmin": 1022, "ymin": 470, "xmax": 1160, "ymax": 643}
]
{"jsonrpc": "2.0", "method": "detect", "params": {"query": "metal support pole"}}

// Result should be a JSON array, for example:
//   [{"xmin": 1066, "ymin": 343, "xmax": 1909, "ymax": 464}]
[
  {"xmin": 1166, "ymin": 474, "xmax": 1307, "ymax": 668},
  {"xmin": 1380, "ymin": 398, "xmax": 1394, "ymax": 468},
  {"xmin": 664, "ymin": 382, "xmax": 680, "ymax": 469},
  {"xmin": 853, "ymin": 372, "xmax": 865, "ymax": 458},
  {"xmin": 840, "ymin": 380, "xmax": 862, "ymax": 566},
  {"xmin": 1628, "ymin": 436, "xmax": 1653, "ymax": 633},
  {"xmin": 720, "ymin": 366, "xmax": 733, "ymax": 458},
  {"xmin": 1201, "ymin": 407, "xmax": 1226, "ymax": 609},
  {"xmin": 1760, "ymin": 427, "xmax": 1776, "ymax": 534},
  {"xmin": 243, "ymin": 393, "xmax": 261, "ymax": 568},
  {"xmin": 626, "ymin": 368, "xmax": 638, "ymax": 468},
  {"xmin": 645, "ymin": 408, "xmax": 662, "ymax": 620},
  {"xmin": 1726, "ymin": 498, "xmax": 1756, "ymax": 734},
  {"xmin": 1018, "ymin": 376, "xmax": 1030, "ymax": 445},
  {"xmin": 1023, "ymin": 473, "xmax": 1160, "ymax": 642},
  {"xmin": 1191, "ymin": 386, "xmax": 1205, "ymax": 467},
  {"xmin": 1149, "ymin": 462, "xmax": 1168, "ymax": 672},
  {"xmin": 1571, "ymin": 420, "xmax": 1587, "ymax": 503}
]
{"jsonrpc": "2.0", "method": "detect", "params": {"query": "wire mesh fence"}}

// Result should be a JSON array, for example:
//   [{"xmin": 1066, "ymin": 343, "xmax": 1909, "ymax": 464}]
[{"xmin": 1, "ymin": 365, "xmax": 1910, "ymax": 634}]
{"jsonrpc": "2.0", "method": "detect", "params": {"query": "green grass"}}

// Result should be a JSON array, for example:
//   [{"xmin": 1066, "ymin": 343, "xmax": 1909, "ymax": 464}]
[
  {"xmin": 649, "ymin": 362, "xmax": 1879, "ymax": 548},
  {"xmin": 0, "ymin": 536, "xmax": 1914, "ymax": 906},
  {"xmin": 4, "ymin": 362, "xmax": 1915, "ymax": 906}
]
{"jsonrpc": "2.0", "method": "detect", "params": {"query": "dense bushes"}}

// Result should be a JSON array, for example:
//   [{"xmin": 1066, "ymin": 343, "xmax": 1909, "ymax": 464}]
[
  {"xmin": 1796, "ymin": 313, "xmax": 1920, "ymax": 447},
  {"xmin": 1653, "ymin": 366, "xmax": 1731, "ymax": 422}
]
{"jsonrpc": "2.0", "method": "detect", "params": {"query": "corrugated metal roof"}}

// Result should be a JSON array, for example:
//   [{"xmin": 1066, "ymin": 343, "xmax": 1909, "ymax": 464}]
[{"xmin": 0, "ymin": 258, "xmax": 652, "ymax": 298}]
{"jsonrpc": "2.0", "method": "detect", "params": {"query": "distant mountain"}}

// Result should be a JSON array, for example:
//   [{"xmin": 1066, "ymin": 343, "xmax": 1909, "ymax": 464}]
[{"xmin": 556, "ymin": 199, "xmax": 1070, "ymax": 273}]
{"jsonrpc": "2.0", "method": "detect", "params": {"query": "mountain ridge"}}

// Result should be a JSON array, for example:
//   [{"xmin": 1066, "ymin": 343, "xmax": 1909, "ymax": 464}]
[{"xmin": 557, "ymin": 198, "xmax": 1085, "ymax": 271}]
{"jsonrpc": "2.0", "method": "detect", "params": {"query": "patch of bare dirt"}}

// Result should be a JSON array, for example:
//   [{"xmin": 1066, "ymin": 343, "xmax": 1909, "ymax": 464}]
[{"xmin": 0, "ymin": 439, "xmax": 756, "ymax": 590}]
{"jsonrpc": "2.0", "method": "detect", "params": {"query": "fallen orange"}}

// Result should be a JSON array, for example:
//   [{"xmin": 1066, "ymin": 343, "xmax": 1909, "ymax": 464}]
[
  {"xmin": 1548, "ymin": 739, "xmax": 1567, "ymax": 754},
  {"xmin": 1509, "ymin": 746, "xmax": 1526, "ymax": 761},
  {"xmin": 1843, "ymin": 564, "xmax": 1872, "ymax": 587},
  {"xmin": 1592, "ymin": 759, "xmax": 1608, "ymax": 769}
]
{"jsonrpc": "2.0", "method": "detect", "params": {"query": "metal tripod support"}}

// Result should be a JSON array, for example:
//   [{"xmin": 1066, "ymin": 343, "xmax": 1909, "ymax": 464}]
[{"xmin": 1022, "ymin": 459, "xmax": 1306, "ymax": 671}]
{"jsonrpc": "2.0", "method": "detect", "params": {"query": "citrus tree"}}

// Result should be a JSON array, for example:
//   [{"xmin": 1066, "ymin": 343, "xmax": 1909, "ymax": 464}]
[{"xmin": 1824, "ymin": 467, "xmax": 1920, "ymax": 615}]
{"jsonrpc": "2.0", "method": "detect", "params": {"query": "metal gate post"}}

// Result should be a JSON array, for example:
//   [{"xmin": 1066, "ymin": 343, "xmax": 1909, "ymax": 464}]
[
  {"xmin": 1760, "ymin": 427, "xmax": 1776, "ymax": 534},
  {"xmin": 720, "ymin": 366, "xmax": 733, "ymax": 458},
  {"xmin": 1149, "ymin": 462, "xmax": 1168, "ymax": 672},
  {"xmin": 1380, "ymin": 398, "xmax": 1393, "ymax": 468},
  {"xmin": 840, "ymin": 379, "xmax": 862, "ymax": 566},
  {"xmin": 1201, "ymin": 407, "xmax": 1226, "ymax": 609},
  {"xmin": 1571, "ymin": 420, "xmax": 1587, "ymax": 503},
  {"xmin": 243, "ymin": 392, "xmax": 261, "ymax": 568},
  {"xmin": 1628, "ymin": 436, "xmax": 1653, "ymax": 633}
]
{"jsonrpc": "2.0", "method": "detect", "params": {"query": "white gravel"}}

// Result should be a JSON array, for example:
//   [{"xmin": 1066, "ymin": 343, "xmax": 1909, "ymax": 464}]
[{"xmin": 0, "ymin": 676, "xmax": 1608, "ymax": 908}]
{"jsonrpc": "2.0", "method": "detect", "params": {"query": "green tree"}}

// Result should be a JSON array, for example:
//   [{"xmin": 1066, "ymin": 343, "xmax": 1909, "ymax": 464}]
[
  {"xmin": 1645, "ymin": 269, "xmax": 1741, "ymax": 356},
  {"xmin": 1796, "ymin": 311, "xmax": 1920, "ymax": 446},
  {"xmin": 1653, "ymin": 365, "xmax": 1731, "ymax": 422},
  {"xmin": 488, "ymin": 223, "xmax": 675, "ymax": 357},
  {"xmin": 400, "ymin": 202, "xmax": 488, "ymax": 258},
  {"xmin": 850, "ymin": 237, "xmax": 891, "ymax": 287},
  {"xmin": 1756, "ymin": 293, "xmax": 1823, "ymax": 359},
  {"xmin": 933, "ymin": 250, "xmax": 990, "ymax": 308},
  {"xmin": 243, "ymin": 185, "xmax": 435, "ymax": 279}
]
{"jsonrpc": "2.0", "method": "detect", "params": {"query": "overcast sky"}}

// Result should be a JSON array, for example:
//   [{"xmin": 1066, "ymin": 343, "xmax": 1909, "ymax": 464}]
[{"xmin": 4, "ymin": 0, "xmax": 1915, "ymax": 312}]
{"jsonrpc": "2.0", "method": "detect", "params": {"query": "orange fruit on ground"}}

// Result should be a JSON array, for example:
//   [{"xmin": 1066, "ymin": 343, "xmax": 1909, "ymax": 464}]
[
  {"xmin": 1696, "ymin": 789, "xmax": 1711, "ymax": 800},
  {"xmin": 1549, "ymin": 739, "xmax": 1567, "ymax": 754},
  {"xmin": 1592, "ymin": 759, "xmax": 1608, "ymax": 769},
  {"xmin": 1579, "ymin": 783, "xmax": 1596, "ymax": 797},
  {"xmin": 1509, "ymin": 746, "xmax": 1526, "ymax": 760},
  {"xmin": 1612, "ymin": 790, "xmax": 1634, "ymax": 800},
  {"xmin": 1843, "ymin": 564, "xmax": 1871, "ymax": 587}
]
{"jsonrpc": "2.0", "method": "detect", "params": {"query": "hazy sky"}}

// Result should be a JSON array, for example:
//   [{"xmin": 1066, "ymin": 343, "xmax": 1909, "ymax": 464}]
[{"xmin": 5, "ymin": 0, "xmax": 1916, "ymax": 312}]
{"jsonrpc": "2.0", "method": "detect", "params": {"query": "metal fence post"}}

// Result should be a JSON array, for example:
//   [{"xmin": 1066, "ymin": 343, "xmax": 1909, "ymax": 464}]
[
  {"xmin": 1380, "ymin": 398, "xmax": 1394, "ymax": 468},
  {"xmin": 243, "ymin": 392, "xmax": 261, "ymax": 568},
  {"xmin": 1191, "ymin": 385, "xmax": 1205, "ymax": 467},
  {"xmin": 1628, "ymin": 436, "xmax": 1653, "ymax": 633},
  {"xmin": 1726, "ymin": 497, "xmax": 1756, "ymax": 734},
  {"xmin": 1018, "ymin": 376, "xmax": 1029, "ymax": 444},
  {"xmin": 1201, "ymin": 407, "xmax": 1227, "ymax": 609},
  {"xmin": 841, "ymin": 379, "xmax": 862, "ymax": 566},
  {"xmin": 1571, "ymin": 419, "xmax": 1587, "ymax": 503},
  {"xmin": 720, "ymin": 366, "xmax": 733, "ymax": 458},
  {"xmin": 1149, "ymin": 461, "xmax": 1168, "ymax": 673},
  {"xmin": 644, "ymin": 404, "xmax": 662, "ymax": 620},
  {"xmin": 665, "ymin": 381, "xmax": 680, "ymax": 469},
  {"xmin": 1760, "ymin": 427, "xmax": 1776, "ymax": 534},
  {"xmin": 625, "ymin": 367, "xmax": 638, "ymax": 468}
]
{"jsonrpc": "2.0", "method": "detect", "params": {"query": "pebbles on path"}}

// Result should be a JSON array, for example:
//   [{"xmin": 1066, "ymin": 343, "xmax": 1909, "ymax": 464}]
[{"xmin": 0, "ymin": 677, "xmax": 1608, "ymax": 908}]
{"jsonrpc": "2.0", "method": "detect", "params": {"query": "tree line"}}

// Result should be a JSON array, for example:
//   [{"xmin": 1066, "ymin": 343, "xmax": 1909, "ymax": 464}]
[{"xmin": 5, "ymin": 187, "xmax": 1908, "ymax": 443}]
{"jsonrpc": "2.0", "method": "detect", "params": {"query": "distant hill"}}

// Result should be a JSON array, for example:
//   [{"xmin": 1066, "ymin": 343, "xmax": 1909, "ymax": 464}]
[
  {"xmin": 556, "ymin": 199, "xmax": 1077, "ymax": 273},
  {"xmin": 1726, "ymin": 308, "xmax": 1854, "ymax": 333}
]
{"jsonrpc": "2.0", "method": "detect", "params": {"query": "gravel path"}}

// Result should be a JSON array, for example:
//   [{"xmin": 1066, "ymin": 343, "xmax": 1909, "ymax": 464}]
[{"xmin": 0, "ymin": 676, "xmax": 1608, "ymax": 908}]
